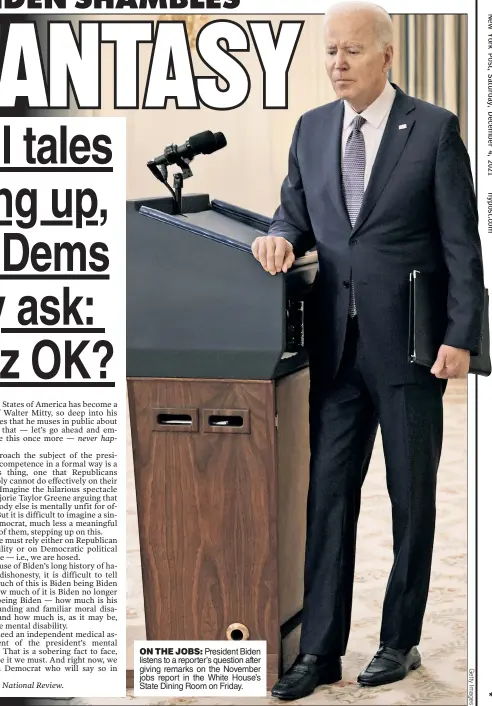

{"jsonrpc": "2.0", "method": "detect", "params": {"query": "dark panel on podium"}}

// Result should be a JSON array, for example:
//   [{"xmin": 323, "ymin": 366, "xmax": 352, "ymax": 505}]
[{"xmin": 127, "ymin": 195, "xmax": 318, "ymax": 379}]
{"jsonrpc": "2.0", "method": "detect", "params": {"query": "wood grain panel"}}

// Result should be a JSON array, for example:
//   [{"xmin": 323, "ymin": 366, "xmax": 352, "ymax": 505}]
[
  {"xmin": 275, "ymin": 369, "xmax": 310, "ymax": 625},
  {"xmin": 128, "ymin": 372, "xmax": 310, "ymax": 684},
  {"xmin": 128, "ymin": 378, "xmax": 280, "ymax": 652}
]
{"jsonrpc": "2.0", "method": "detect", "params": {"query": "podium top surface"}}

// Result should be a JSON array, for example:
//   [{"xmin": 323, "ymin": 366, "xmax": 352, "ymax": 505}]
[
  {"xmin": 139, "ymin": 200, "xmax": 266, "ymax": 253},
  {"xmin": 139, "ymin": 199, "xmax": 318, "ymax": 268}
]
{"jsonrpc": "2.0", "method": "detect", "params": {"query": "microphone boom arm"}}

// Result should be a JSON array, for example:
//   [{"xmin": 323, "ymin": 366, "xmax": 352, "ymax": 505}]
[
  {"xmin": 146, "ymin": 161, "xmax": 175, "ymax": 199},
  {"xmin": 146, "ymin": 153, "xmax": 194, "ymax": 215}
]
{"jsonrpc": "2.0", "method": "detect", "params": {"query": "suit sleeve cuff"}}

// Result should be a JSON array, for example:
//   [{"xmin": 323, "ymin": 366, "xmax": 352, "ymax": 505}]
[{"xmin": 443, "ymin": 332, "xmax": 481, "ymax": 357}]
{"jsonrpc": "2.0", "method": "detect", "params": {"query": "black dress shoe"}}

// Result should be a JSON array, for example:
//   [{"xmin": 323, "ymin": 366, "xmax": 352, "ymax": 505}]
[
  {"xmin": 271, "ymin": 653, "xmax": 342, "ymax": 701},
  {"xmin": 357, "ymin": 645, "xmax": 421, "ymax": 686}
]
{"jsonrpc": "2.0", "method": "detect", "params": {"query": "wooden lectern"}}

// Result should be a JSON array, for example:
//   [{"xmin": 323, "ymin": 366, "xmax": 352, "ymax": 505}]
[{"xmin": 127, "ymin": 195, "xmax": 317, "ymax": 688}]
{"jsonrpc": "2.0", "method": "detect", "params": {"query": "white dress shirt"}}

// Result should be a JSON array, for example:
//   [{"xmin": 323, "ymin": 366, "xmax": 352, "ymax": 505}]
[{"xmin": 342, "ymin": 81, "xmax": 396, "ymax": 189}]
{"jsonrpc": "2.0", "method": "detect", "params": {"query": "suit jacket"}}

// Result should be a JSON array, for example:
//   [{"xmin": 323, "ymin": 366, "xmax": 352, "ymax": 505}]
[{"xmin": 269, "ymin": 83, "xmax": 484, "ymax": 385}]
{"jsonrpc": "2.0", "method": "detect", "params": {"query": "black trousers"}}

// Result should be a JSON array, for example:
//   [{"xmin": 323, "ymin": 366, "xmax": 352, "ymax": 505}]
[{"xmin": 299, "ymin": 316, "xmax": 446, "ymax": 656}]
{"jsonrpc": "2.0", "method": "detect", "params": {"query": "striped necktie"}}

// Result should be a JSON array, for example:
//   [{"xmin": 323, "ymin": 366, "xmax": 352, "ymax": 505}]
[{"xmin": 342, "ymin": 114, "xmax": 366, "ymax": 317}]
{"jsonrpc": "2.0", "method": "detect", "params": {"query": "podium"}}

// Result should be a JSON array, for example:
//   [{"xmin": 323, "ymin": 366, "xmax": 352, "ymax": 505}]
[{"xmin": 127, "ymin": 194, "xmax": 318, "ymax": 687}]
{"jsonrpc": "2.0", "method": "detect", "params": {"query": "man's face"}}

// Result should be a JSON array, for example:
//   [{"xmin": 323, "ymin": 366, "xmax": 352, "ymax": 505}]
[{"xmin": 324, "ymin": 10, "xmax": 393, "ymax": 111}]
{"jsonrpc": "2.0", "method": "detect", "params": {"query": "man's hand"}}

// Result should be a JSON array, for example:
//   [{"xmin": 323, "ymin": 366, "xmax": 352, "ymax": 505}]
[
  {"xmin": 251, "ymin": 235, "xmax": 295, "ymax": 275},
  {"xmin": 430, "ymin": 345, "xmax": 470, "ymax": 379}
]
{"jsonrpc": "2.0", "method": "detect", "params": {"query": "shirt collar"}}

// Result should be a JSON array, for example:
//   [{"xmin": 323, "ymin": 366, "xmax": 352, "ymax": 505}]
[{"xmin": 343, "ymin": 81, "xmax": 396, "ymax": 131}]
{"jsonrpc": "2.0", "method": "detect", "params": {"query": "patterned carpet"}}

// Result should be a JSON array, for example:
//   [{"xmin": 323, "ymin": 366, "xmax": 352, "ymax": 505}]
[{"xmin": 35, "ymin": 378, "xmax": 468, "ymax": 706}]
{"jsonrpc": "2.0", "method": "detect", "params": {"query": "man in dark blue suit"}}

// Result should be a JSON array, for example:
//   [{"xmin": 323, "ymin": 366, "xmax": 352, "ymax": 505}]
[{"xmin": 252, "ymin": 1, "xmax": 483, "ymax": 700}]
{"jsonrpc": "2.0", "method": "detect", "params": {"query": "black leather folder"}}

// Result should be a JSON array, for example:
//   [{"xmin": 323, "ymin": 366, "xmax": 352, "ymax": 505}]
[{"xmin": 408, "ymin": 270, "xmax": 491, "ymax": 376}]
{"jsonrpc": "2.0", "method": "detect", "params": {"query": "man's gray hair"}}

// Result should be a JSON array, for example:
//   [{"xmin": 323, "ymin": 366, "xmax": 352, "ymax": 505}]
[{"xmin": 324, "ymin": 1, "xmax": 394, "ymax": 48}]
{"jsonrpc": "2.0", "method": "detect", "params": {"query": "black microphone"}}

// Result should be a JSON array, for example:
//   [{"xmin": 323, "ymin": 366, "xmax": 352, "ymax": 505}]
[{"xmin": 155, "ymin": 131, "xmax": 227, "ymax": 166}]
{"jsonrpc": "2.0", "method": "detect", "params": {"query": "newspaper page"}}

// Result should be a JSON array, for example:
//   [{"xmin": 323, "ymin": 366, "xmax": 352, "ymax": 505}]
[{"xmin": 0, "ymin": 0, "xmax": 489, "ymax": 705}]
